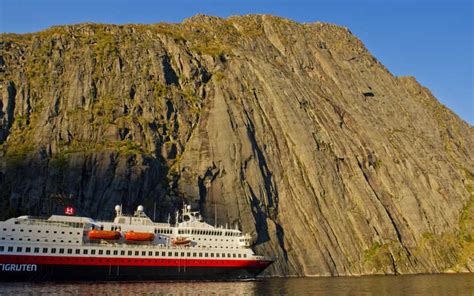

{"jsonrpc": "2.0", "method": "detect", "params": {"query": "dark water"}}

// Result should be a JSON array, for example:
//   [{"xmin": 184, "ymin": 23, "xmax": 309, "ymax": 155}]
[{"xmin": 0, "ymin": 274, "xmax": 472, "ymax": 295}]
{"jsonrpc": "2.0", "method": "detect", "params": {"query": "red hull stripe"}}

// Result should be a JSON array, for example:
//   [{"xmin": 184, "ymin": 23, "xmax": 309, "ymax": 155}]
[{"xmin": 0, "ymin": 255, "xmax": 272, "ymax": 268}]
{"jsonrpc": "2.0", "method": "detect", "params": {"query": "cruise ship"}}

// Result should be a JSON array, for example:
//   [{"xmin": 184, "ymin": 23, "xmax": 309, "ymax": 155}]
[{"xmin": 0, "ymin": 205, "xmax": 274, "ymax": 281}]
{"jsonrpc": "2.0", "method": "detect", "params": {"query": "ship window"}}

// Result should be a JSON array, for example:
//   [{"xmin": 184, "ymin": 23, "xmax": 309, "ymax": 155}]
[
  {"xmin": 8, "ymin": 247, "xmax": 13, "ymax": 252},
  {"xmin": 162, "ymin": 252, "xmax": 166, "ymax": 256},
  {"xmin": 244, "ymin": 254, "xmax": 247, "ymax": 258},
  {"xmin": 211, "ymin": 253, "xmax": 214, "ymax": 258},
  {"xmin": 149, "ymin": 251, "xmax": 153, "ymax": 256},
  {"xmin": 43, "ymin": 248, "xmax": 48, "ymax": 253},
  {"xmin": 227, "ymin": 254, "xmax": 231, "ymax": 258},
  {"xmin": 193, "ymin": 252, "xmax": 197, "ymax": 257},
  {"xmin": 187, "ymin": 252, "xmax": 191, "ymax": 257},
  {"xmin": 20, "ymin": 229, "xmax": 24, "ymax": 232},
  {"xmin": 25, "ymin": 247, "xmax": 30, "ymax": 253},
  {"xmin": 29, "ymin": 230, "xmax": 32, "ymax": 232},
  {"xmin": 76, "ymin": 249, "xmax": 80, "ymax": 254},
  {"xmin": 233, "ymin": 254, "xmax": 236, "ymax": 258},
  {"xmin": 238, "ymin": 254, "xmax": 241, "ymax": 258},
  {"xmin": 67, "ymin": 249, "xmax": 72, "ymax": 254},
  {"xmin": 59, "ymin": 248, "xmax": 64, "ymax": 254},
  {"xmin": 180, "ymin": 252, "xmax": 184, "ymax": 257},
  {"xmin": 168, "ymin": 252, "xmax": 172, "ymax": 256},
  {"xmin": 37, "ymin": 230, "xmax": 40, "ymax": 233},
  {"xmin": 120, "ymin": 251, "xmax": 125, "ymax": 256},
  {"xmin": 128, "ymin": 251, "xmax": 132, "ymax": 256},
  {"xmin": 51, "ymin": 248, "xmax": 56, "ymax": 254},
  {"xmin": 155, "ymin": 251, "xmax": 159, "ymax": 256},
  {"xmin": 114, "ymin": 250, "xmax": 118, "ymax": 255},
  {"xmin": 142, "ymin": 251, "xmax": 146, "ymax": 256},
  {"xmin": 0, "ymin": 246, "xmax": 3, "ymax": 252},
  {"xmin": 91, "ymin": 250, "xmax": 96, "ymax": 255},
  {"xmin": 99, "ymin": 250, "xmax": 103, "ymax": 255},
  {"xmin": 135, "ymin": 251, "xmax": 139, "ymax": 256},
  {"xmin": 199, "ymin": 253, "xmax": 202, "ymax": 257},
  {"xmin": 205, "ymin": 253, "xmax": 208, "ymax": 257},
  {"xmin": 34, "ymin": 248, "xmax": 39, "ymax": 253},
  {"xmin": 174, "ymin": 252, "xmax": 178, "ymax": 256},
  {"xmin": 11, "ymin": 229, "xmax": 15, "ymax": 232},
  {"xmin": 17, "ymin": 247, "xmax": 22, "ymax": 252},
  {"xmin": 83, "ymin": 249, "xmax": 88, "ymax": 255},
  {"xmin": 54, "ymin": 231, "xmax": 57, "ymax": 234},
  {"xmin": 106, "ymin": 250, "xmax": 111, "ymax": 255}
]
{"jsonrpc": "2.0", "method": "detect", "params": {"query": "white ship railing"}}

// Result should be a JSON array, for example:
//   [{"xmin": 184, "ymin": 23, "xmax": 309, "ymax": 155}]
[{"xmin": 14, "ymin": 218, "xmax": 85, "ymax": 229}]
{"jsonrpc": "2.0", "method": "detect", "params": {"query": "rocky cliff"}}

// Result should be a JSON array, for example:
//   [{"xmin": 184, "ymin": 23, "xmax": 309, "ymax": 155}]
[{"xmin": 0, "ymin": 14, "xmax": 473, "ymax": 276}]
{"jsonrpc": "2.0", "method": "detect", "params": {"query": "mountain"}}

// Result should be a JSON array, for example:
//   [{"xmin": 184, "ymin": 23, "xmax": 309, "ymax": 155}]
[{"xmin": 0, "ymin": 14, "xmax": 472, "ymax": 276}]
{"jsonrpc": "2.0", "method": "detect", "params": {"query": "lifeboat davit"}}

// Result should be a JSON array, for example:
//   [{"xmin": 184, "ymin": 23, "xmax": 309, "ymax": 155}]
[
  {"xmin": 172, "ymin": 237, "xmax": 191, "ymax": 246},
  {"xmin": 125, "ymin": 231, "xmax": 155, "ymax": 241},
  {"xmin": 88, "ymin": 230, "xmax": 121, "ymax": 240}
]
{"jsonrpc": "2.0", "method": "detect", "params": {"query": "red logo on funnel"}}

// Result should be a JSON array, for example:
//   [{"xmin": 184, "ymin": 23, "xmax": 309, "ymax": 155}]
[{"xmin": 65, "ymin": 207, "xmax": 75, "ymax": 215}]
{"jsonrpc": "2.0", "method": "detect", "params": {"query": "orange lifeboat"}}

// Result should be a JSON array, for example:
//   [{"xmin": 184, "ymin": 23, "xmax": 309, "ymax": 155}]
[
  {"xmin": 172, "ymin": 237, "xmax": 191, "ymax": 246},
  {"xmin": 125, "ymin": 231, "xmax": 155, "ymax": 241},
  {"xmin": 88, "ymin": 230, "xmax": 121, "ymax": 240}
]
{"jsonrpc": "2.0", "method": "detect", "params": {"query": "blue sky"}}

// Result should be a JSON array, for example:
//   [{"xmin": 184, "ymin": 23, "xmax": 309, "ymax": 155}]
[{"xmin": 1, "ymin": 0, "xmax": 472, "ymax": 124}]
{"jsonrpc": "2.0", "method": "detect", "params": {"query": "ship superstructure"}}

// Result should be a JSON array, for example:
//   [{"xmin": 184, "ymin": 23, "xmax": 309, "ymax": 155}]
[{"xmin": 0, "ymin": 205, "xmax": 273, "ymax": 281}]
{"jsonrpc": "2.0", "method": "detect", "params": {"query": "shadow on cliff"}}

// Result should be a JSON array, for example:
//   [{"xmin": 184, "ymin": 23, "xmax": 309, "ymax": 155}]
[{"xmin": 0, "ymin": 150, "xmax": 185, "ymax": 222}]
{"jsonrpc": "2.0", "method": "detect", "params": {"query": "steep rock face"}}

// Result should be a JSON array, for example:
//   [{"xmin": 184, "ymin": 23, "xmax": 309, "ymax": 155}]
[{"xmin": 0, "ymin": 15, "xmax": 472, "ymax": 276}]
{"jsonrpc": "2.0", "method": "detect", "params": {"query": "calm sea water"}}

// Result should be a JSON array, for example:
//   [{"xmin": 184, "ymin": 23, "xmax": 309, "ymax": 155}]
[{"xmin": 0, "ymin": 274, "xmax": 472, "ymax": 295}]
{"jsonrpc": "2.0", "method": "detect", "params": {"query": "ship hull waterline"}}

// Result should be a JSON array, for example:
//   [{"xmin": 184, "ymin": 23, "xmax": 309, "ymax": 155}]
[{"xmin": 0, "ymin": 255, "xmax": 273, "ymax": 281}]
